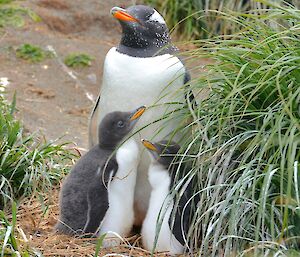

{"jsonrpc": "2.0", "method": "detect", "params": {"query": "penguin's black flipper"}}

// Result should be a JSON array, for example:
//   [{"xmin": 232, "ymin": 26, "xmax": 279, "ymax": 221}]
[
  {"xmin": 90, "ymin": 94, "xmax": 101, "ymax": 122},
  {"xmin": 183, "ymin": 71, "xmax": 197, "ymax": 111},
  {"xmin": 88, "ymin": 94, "xmax": 101, "ymax": 148},
  {"xmin": 102, "ymin": 157, "xmax": 119, "ymax": 182},
  {"xmin": 177, "ymin": 55, "xmax": 198, "ymax": 110},
  {"xmin": 169, "ymin": 187, "xmax": 192, "ymax": 246}
]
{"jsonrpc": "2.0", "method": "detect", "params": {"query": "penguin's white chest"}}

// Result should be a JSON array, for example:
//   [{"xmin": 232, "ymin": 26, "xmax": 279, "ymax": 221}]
[
  {"xmin": 99, "ymin": 47, "xmax": 185, "ymax": 118},
  {"xmin": 98, "ymin": 47, "xmax": 186, "ymax": 138}
]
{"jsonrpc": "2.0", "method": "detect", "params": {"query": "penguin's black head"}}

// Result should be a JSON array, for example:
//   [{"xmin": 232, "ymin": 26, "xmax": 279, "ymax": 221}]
[
  {"xmin": 111, "ymin": 5, "xmax": 176, "ymax": 57},
  {"xmin": 141, "ymin": 139, "xmax": 180, "ymax": 169},
  {"xmin": 99, "ymin": 106, "xmax": 146, "ymax": 149}
]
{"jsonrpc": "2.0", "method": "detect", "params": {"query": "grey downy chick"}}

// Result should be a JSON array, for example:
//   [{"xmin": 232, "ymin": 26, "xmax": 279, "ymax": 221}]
[{"xmin": 55, "ymin": 106, "xmax": 146, "ymax": 236}]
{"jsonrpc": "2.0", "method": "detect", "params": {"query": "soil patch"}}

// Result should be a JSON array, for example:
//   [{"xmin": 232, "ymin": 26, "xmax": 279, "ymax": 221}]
[{"xmin": 0, "ymin": 0, "xmax": 131, "ymax": 148}]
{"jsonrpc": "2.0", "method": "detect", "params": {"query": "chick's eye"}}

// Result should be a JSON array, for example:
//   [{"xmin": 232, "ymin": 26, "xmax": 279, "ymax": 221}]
[{"xmin": 117, "ymin": 120, "xmax": 125, "ymax": 128}]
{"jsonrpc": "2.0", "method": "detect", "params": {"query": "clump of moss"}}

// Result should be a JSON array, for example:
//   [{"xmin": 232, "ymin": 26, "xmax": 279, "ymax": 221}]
[
  {"xmin": 0, "ymin": 7, "xmax": 26, "ymax": 27},
  {"xmin": 16, "ymin": 43, "xmax": 53, "ymax": 62},
  {"xmin": 0, "ymin": 4, "xmax": 40, "ymax": 28},
  {"xmin": 64, "ymin": 53, "xmax": 93, "ymax": 68}
]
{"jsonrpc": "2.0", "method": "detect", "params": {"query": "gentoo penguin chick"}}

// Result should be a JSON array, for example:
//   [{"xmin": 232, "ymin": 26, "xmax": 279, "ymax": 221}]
[
  {"xmin": 141, "ymin": 139, "xmax": 192, "ymax": 255},
  {"xmin": 55, "ymin": 106, "xmax": 146, "ymax": 238},
  {"xmin": 89, "ymin": 5, "xmax": 195, "ymax": 226}
]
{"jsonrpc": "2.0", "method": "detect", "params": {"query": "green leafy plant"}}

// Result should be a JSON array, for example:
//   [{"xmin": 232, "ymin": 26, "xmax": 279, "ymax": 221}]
[
  {"xmin": 15, "ymin": 43, "xmax": 53, "ymax": 63},
  {"xmin": 64, "ymin": 53, "xmax": 93, "ymax": 68},
  {"xmin": 161, "ymin": 1, "xmax": 300, "ymax": 256}
]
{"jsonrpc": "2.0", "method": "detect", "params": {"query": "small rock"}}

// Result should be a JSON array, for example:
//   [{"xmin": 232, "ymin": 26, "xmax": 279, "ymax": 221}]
[{"xmin": 87, "ymin": 73, "xmax": 97, "ymax": 84}]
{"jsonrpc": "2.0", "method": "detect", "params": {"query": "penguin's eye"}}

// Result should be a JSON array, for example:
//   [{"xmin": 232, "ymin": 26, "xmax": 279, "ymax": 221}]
[{"xmin": 117, "ymin": 120, "xmax": 125, "ymax": 128}]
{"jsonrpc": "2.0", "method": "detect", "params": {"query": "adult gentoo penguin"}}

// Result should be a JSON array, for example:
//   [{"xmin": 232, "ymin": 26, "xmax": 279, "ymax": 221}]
[
  {"xmin": 89, "ymin": 5, "xmax": 194, "ymax": 225},
  {"xmin": 141, "ymin": 139, "xmax": 192, "ymax": 255},
  {"xmin": 55, "ymin": 106, "xmax": 146, "ymax": 238}
]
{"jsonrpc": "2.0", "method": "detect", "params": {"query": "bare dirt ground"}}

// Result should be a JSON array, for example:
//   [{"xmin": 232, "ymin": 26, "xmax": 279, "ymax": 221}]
[
  {"xmin": 0, "ymin": 0, "xmax": 207, "ymax": 150},
  {"xmin": 1, "ymin": 0, "xmax": 139, "ymax": 149}
]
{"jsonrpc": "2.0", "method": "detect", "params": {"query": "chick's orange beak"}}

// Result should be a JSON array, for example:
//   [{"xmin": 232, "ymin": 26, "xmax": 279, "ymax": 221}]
[
  {"xmin": 130, "ymin": 106, "xmax": 146, "ymax": 121},
  {"xmin": 111, "ymin": 7, "xmax": 139, "ymax": 23},
  {"xmin": 141, "ymin": 139, "xmax": 158, "ymax": 152}
]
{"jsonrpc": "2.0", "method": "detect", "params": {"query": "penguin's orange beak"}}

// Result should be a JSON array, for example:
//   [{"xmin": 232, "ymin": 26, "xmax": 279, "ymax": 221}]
[
  {"xmin": 141, "ymin": 139, "xmax": 158, "ymax": 152},
  {"xmin": 111, "ymin": 7, "xmax": 139, "ymax": 23},
  {"xmin": 130, "ymin": 106, "xmax": 146, "ymax": 121}
]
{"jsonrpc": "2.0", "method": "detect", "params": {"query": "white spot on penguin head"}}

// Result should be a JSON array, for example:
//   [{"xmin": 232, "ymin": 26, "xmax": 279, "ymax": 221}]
[{"xmin": 149, "ymin": 9, "xmax": 165, "ymax": 24}]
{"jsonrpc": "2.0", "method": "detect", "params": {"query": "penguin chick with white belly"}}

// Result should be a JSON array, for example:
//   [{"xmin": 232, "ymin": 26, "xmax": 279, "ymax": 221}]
[
  {"xmin": 141, "ymin": 139, "xmax": 193, "ymax": 255},
  {"xmin": 89, "ymin": 4, "xmax": 195, "ymax": 226},
  {"xmin": 55, "ymin": 106, "xmax": 146, "ymax": 237}
]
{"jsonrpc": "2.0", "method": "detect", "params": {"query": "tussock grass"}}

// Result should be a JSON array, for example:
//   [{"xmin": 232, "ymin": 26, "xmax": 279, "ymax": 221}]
[
  {"xmin": 161, "ymin": 1, "xmax": 300, "ymax": 256},
  {"xmin": 0, "ymin": 94, "xmax": 76, "ymax": 209},
  {"xmin": 146, "ymin": 0, "xmax": 300, "ymax": 39},
  {"xmin": 0, "ymin": 202, "xmax": 40, "ymax": 256},
  {"xmin": 0, "ymin": 202, "xmax": 26, "ymax": 257}
]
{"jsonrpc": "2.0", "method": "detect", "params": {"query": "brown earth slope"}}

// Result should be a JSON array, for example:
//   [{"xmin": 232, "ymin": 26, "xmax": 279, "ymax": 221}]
[{"xmin": 0, "ymin": 0, "xmax": 136, "ymax": 149}]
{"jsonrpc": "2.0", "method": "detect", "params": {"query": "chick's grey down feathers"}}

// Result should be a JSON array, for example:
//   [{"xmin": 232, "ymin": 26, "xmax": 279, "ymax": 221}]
[
  {"xmin": 55, "ymin": 148, "xmax": 117, "ymax": 235},
  {"xmin": 55, "ymin": 110, "xmax": 140, "ymax": 235}
]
